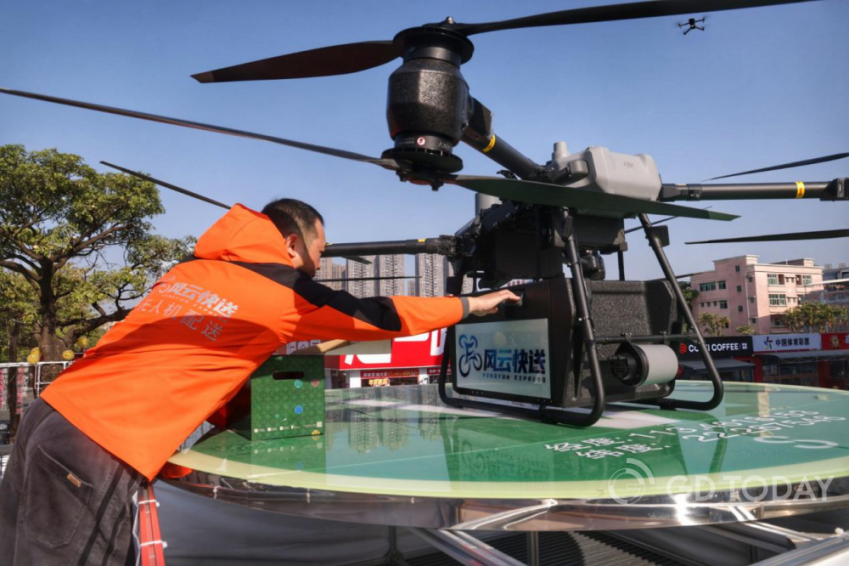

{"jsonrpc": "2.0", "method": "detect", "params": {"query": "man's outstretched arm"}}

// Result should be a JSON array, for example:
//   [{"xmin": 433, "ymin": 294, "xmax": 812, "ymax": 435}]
[{"xmin": 283, "ymin": 275, "xmax": 519, "ymax": 343}]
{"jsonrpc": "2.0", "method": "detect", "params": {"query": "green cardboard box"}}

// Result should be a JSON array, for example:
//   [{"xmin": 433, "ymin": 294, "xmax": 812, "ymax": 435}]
[{"xmin": 228, "ymin": 355, "xmax": 325, "ymax": 441}]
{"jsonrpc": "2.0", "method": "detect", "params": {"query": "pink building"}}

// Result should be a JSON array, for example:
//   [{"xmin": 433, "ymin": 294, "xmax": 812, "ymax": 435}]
[{"xmin": 690, "ymin": 255, "xmax": 823, "ymax": 336}]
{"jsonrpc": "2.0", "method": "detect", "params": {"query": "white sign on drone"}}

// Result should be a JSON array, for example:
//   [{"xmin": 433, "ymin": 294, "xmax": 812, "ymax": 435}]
[{"xmin": 455, "ymin": 318, "xmax": 552, "ymax": 399}]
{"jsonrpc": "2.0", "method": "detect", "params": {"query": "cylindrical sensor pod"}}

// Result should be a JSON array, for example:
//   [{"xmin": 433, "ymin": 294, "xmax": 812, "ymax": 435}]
[{"xmin": 609, "ymin": 342, "xmax": 678, "ymax": 387}]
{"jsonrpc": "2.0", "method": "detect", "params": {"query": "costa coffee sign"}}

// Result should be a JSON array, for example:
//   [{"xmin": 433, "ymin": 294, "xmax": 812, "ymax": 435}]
[
  {"xmin": 676, "ymin": 337, "xmax": 753, "ymax": 360},
  {"xmin": 325, "ymin": 329, "xmax": 446, "ymax": 370}
]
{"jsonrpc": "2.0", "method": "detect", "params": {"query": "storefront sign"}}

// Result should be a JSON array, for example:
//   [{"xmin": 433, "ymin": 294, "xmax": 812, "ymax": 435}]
[
  {"xmin": 753, "ymin": 334, "xmax": 821, "ymax": 352},
  {"xmin": 326, "ymin": 329, "xmax": 446, "ymax": 370},
  {"xmin": 676, "ymin": 337, "xmax": 753, "ymax": 360},
  {"xmin": 361, "ymin": 369, "xmax": 420, "ymax": 379},
  {"xmin": 823, "ymin": 333, "xmax": 849, "ymax": 351}
]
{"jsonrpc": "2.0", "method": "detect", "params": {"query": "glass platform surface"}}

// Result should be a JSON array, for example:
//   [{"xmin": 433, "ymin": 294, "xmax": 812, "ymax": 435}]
[{"xmin": 165, "ymin": 382, "xmax": 849, "ymax": 531}]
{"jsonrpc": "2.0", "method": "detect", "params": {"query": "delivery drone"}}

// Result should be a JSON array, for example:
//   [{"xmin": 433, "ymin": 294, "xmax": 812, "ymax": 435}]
[
  {"xmin": 679, "ymin": 17, "xmax": 707, "ymax": 34},
  {"xmin": 2, "ymin": 0, "xmax": 846, "ymax": 426}
]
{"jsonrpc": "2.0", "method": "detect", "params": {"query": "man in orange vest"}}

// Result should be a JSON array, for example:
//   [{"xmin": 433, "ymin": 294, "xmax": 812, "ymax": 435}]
[{"xmin": 0, "ymin": 198, "xmax": 518, "ymax": 565}]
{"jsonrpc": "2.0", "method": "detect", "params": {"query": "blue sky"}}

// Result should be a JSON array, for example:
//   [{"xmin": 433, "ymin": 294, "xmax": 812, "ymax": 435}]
[{"xmin": 1, "ymin": 0, "xmax": 847, "ymax": 280}]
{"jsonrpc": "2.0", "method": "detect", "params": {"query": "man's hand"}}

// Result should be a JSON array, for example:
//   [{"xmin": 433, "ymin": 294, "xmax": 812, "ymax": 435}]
[{"xmin": 467, "ymin": 289, "xmax": 521, "ymax": 317}]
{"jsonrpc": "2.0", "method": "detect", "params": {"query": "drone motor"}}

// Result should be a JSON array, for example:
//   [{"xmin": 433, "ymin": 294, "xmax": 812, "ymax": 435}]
[{"xmin": 383, "ymin": 25, "xmax": 474, "ymax": 174}]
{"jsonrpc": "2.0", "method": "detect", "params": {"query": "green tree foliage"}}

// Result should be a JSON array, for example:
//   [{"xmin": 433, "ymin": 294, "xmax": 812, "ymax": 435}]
[
  {"xmin": 0, "ymin": 145, "xmax": 194, "ymax": 360},
  {"xmin": 697, "ymin": 312, "xmax": 730, "ymax": 337},
  {"xmin": 735, "ymin": 325, "xmax": 755, "ymax": 336},
  {"xmin": 782, "ymin": 303, "xmax": 848, "ymax": 334},
  {"xmin": 0, "ymin": 269, "xmax": 38, "ymax": 362},
  {"xmin": 679, "ymin": 281, "xmax": 699, "ymax": 307},
  {"xmin": 782, "ymin": 307, "xmax": 805, "ymax": 333}
]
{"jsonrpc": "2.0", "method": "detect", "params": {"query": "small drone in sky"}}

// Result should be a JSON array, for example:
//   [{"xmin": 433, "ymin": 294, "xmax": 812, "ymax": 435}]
[{"xmin": 679, "ymin": 16, "xmax": 706, "ymax": 34}]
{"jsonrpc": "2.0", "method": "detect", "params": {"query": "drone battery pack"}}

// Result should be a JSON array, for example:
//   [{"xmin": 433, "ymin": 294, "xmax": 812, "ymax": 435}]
[
  {"xmin": 227, "ymin": 355, "xmax": 325, "ymax": 441},
  {"xmin": 556, "ymin": 146, "xmax": 662, "ymax": 203}
]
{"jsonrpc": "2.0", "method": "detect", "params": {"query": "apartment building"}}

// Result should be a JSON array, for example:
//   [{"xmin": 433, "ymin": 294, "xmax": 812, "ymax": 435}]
[{"xmin": 690, "ymin": 255, "xmax": 823, "ymax": 335}]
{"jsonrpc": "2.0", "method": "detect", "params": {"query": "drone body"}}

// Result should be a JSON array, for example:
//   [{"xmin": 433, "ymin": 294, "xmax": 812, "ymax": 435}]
[
  {"xmin": 679, "ymin": 16, "xmax": 707, "ymax": 34},
  {"xmin": 2, "ymin": 0, "xmax": 846, "ymax": 426}
]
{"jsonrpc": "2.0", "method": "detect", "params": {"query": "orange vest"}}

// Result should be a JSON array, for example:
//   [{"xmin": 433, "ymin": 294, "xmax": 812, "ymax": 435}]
[{"xmin": 42, "ymin": 204, "xmax": 463, "ymax": 480}]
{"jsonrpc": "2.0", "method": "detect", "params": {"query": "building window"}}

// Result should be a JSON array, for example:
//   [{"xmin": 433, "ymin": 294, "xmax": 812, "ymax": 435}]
[
  {"xmin": 749, "ymin": 297, "xmax": 755, "ymax": 303},
  {"xmin": 750, "ymin": 318, "xmax": 757, "ymax": 324},
  {"xmin": 771, "ymin": 316, "xmax": 786, "ymax": 328},
  {"xmin": 735, "ymin": 265, "xmax": 740, "ymax": 272},
  {"xmin": 699, "ymin": 282, "xmax": 717, "ymax": 292},
  {"xmin": 767, "ymin": 273, "xmax": 779, "ymax": 286},
  {"xmin": 802, "ymin": 275, "xmax": 812, "ymax": 286},
  {"xmin": 737, "ymin": 305, "xmax": 743, "ymax": 312},
  {"xmin": 768, "ymin": 294, "xmax": 787, "ymax": 306},
  {"xmin": 736, "ymin": 285, "xmax": 742, "ymax": 292},
  {"xmin": 718, "ymin": 280, "xmax": 726, "ymax": 290},
  {"xmin": 720, "ymin": 300, "xmax": 728, "ymax": 309},
  {"xmin": 700, "ymin": 303, "xmax": 704, "ymax": 308},
  {"xmin": 747, "ymin": 276, "xmax": 753, "ymax": 283}
]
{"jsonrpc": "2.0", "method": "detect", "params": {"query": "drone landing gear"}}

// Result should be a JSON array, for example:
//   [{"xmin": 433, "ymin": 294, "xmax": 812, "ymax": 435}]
[
  {"xmin": 636, "ymin": 213, "xmax": 724, "ymax": 411},
  {"xmin": 438, "ymin": 211, "xmax": 724, "ymax": 427}
]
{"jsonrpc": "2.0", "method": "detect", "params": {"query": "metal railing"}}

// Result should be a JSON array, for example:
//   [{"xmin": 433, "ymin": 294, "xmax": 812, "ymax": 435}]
[{"xmin": 34, "ymin": 361, "xmax": 73, "ymax": 397}]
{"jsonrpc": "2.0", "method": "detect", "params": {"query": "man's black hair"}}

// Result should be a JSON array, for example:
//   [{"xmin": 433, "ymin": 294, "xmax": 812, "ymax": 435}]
[{"xmin": 262, "ymin": 198, "xmax": 324, "ymax": 243}]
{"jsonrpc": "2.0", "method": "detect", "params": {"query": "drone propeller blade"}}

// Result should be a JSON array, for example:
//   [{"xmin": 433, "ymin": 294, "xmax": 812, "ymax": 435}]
[
  {"xmin": 623, "ymin": 207, "xmax": 713, "ymax": 233},
  {"xmin": 706, "ymin": 152, "xmax": 849, "ymax": 180},
  {"xmin": 687, "ymin": 228, "xmax": 849, "ymax": 244},
  {"xmin": 100, "ymin": 162, "xmax": 376, "ymax": 265},
  {"xmin": 101, "ymin": 162, "xmax": 231, "ymax": 210},
  {"xmin": 0, "ymin": 88, "xmax": 398, "ymax": 170},
  {"xmin": 446, "ymin": 176, "xmax": 738, "ymax": 221},
  {"xmin": 454, "ymin": 0, "xmax": 816, "ymax": 36},
  {"xmin": 192, "ymin": 41, "xmax": 401, "ymax": 83}
]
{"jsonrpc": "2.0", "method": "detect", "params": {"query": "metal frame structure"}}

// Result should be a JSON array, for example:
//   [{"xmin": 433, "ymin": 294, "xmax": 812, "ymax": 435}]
[{"xmin": 164, "ymin": 470, "xmax": 849, "ymax": 533}]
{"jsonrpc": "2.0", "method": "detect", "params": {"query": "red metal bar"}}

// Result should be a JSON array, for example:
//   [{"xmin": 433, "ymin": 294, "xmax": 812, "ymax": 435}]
[{"xmin": 138, "ymin": 484, "xmax": 166, "ymax": 566}]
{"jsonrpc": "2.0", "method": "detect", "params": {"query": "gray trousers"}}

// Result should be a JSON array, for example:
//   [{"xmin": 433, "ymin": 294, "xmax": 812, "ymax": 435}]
[{"xmin": 0, "ymin": 398, "xmax": 142, "ymax": 565}]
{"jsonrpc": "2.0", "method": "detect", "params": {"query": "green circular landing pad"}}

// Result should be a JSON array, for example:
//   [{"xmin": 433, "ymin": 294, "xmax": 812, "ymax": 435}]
[{"xmin": 167, "ymin": 382, "xmax": 849, "ymax": 531}]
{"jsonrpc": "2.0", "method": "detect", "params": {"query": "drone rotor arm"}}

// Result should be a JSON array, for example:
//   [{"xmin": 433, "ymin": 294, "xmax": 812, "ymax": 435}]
[
  {"xmin": 323, "ymin": 237, "xmax": 459, "ymax": 259},
  {"xmin": 661, "ymin": 179, "xmax": 846, "ymax": 201},
  {"xmin": 315, "ymin": 275, "xmax": 420, "ymax": 283}
]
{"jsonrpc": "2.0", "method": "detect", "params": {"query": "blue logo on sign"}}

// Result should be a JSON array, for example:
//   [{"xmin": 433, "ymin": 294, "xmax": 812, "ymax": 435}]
[{"xmin": 458, "ymin": 334, "xmax": 482, "ymax": 378}]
